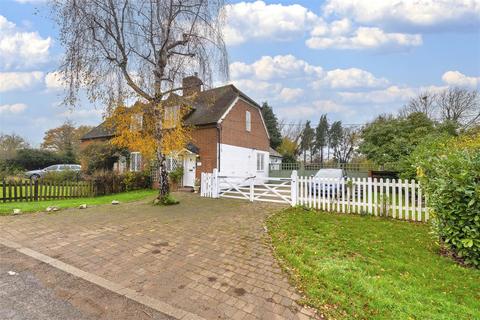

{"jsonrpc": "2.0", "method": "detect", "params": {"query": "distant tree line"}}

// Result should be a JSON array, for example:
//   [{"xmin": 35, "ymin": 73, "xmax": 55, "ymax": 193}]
[{"xmin": 0, "ymin": 121, "xmax": 93, "ymax": 176}]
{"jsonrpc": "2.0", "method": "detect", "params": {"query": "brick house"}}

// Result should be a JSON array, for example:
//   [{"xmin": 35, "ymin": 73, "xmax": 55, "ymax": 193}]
[{"xmin": 80, "ymin": 75, "xmax": 271, "ymax": 187}]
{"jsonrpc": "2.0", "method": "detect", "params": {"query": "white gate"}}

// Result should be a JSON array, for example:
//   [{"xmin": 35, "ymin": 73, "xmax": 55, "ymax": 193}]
[
  {"xmin": 201, "ymin": 170, "xmax": 429, "ymax": 222},
  {"xmin": 201, "ymin": 169, "xmax": 294, "ymax": 205}
]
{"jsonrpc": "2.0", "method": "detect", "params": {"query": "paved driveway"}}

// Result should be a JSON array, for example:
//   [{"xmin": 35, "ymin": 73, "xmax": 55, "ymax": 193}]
[{"xmin": 0, "ymin": 193, "xmax": 318, "ymax": 319}]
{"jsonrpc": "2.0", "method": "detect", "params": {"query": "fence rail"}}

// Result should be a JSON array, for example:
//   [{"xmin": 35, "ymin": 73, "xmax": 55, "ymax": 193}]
[
  {"xmin": 201, "ymin": 170, "xmax": 429, "ymax": 222},
  {"xmin": 1, "ymin": 179, "xmax": 93, "ymax": 203}
]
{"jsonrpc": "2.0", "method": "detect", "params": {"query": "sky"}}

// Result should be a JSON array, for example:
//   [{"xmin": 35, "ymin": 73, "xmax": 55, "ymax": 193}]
[{"xmin": 0, "ymin": 0, "xmax": 479, "ymax": 146}]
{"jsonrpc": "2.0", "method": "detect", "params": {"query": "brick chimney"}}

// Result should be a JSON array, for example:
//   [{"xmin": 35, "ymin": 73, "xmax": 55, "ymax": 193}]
[{"xmin": 182, "ymin": 73, "xmax": 203, "ymax": 96}]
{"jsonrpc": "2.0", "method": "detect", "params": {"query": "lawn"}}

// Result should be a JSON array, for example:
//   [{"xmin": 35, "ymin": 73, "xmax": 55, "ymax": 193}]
[
  {"xmin": 267, "ymin": 207, "xmax": 480, "ymax": 320},
  {"xmin": 0, "ymin": 189, "xmax": 157, "ymax": 215}
]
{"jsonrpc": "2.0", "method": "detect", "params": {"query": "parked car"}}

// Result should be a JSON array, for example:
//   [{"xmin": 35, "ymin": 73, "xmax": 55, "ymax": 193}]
[
  {"xmin": 25, "ymin": 164, "xmax": 82, "ymax": 180},
  {"xmin": 310, "ymin": 168, "xmax": 346, "ymax": 195}
]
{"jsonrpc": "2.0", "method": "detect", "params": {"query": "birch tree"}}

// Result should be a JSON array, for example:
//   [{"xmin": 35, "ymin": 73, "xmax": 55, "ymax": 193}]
[{"xmin": 52, "ymin": 0, "xmax": 228, "ymax": 199}]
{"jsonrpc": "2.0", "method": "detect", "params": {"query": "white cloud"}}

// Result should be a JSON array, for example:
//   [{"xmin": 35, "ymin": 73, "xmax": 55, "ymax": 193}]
[
  {"xmin": 223, "ymin": 1, "xmax": 319, "ymax": 45},
  {"xmin": 0, "ymin": 71, "xmax": 43, "ymax": 92},
  {"xmin": 279, "ymin": 100, "xmax": 353, "ymax": 118},
  {"xmin": 45, "ymin": 71, "xmax": 67, "ymax": 90},
  {"xmin": 231, "ymin": 55, "xmax": 387, "ymax": 90},
  {"xmin": 0, "ymin": 15, "xmax": 51, "ymax": 69},
  {"xmin": 14, "ymin": 0, "xmax": 48, "ymax": 3},
  {"xmin": 337, "ymin": 83, "xmax": 450, "ymax": 105},
  {"xmin": 442, "ymin": 71, "xmax": 480, "ymax": 88},
  {"xmin": 0, "ymin": 103, "xmax": 27, "ymax": 114},
  {"xmin": 323, "ymin": 0, "xmax": 480, "ymax": 31},
  {"xmin": 338, "ymin": 86, "xmax": 416, "ymax": 104},
  {"xmin": 59, "ymin": 108, "xmax": 103, "ymax": 120},
  {"xmin": 307, "ymin": 26, "xmax": 422, "ymax": 50},
  {"xmin": 230, "ymin": 55, "xmax": 323, "ymax": 81},
  {"xmin": 231, "ymin": 79, "xmax": 282, "ymax": 98},
  {"xmin": 314, "ymin": 68, "xmax": 389, "ymax": 89},
  {"xmin": 280, "ymin": 88, "xmax": 304, "ymax": 102}
]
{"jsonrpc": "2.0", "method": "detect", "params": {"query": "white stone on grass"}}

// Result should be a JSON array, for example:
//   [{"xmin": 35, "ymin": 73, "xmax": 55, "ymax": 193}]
[
  {"xmin": 12, "ymin": 209, "xmax": 21, "ymax": 215},
  {"xmin": 78, "ymin": 204, "xmax": 87, "ymax": 209},
  {"xmin": 111, "ymin": 200, "xmax": 120, "ymax": 205}
]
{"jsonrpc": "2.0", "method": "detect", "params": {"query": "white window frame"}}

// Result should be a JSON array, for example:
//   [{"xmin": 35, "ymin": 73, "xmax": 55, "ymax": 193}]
[
  {"xmin": 246, "ymin": 110, "xmax": 251, "ymax": 132},
  {"xmin": 130, "ymin": 152, "xmax": 142, "ymax": 172},
  {"xmin": 256, "ymin": 152, "xmax": 265, "ymax": 172}
]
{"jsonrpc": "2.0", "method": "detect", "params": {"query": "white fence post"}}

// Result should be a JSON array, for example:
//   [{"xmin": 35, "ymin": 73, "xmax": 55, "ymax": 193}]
[
  {"xmin": 249, "ymin": 176, "xmax": 254, "ymax": 202},
  {"xmin": 212, "ymin": 168, "xmax": 219, "ymax": 198},
  {"xmin": 291, "ymin": 170, "xmax": 298, "ymax": 206}
]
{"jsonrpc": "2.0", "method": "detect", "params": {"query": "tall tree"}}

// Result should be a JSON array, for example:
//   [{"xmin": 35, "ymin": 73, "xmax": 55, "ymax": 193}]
[
  {"xmin": 400, "ymin": 91, "xmax": 437, "ymax": 119},
  {"xmin": 437, "ymin": 88, "xmax": 479, "ymax": 128},
  {"xmin": 358, "ymin": 112, "xmax": 435, "ymax": 169},
  {"xmin": 52, "ymin": 0, "xmax": 228, "ymax": 199},
  {"xmin": 334, "ymin": 127, "xmax": 359, "ymax": 163},
  {"xmin": 314, "ymin": 114, "xmax": 328, "ymax": 163},
  {"xmin": 41, "ymin": 121, "xmax": 92, "ymax": 160},
  {"xmin": 0, "ymin": 133, "xmax": 29, "ymax": 160},
  {"xmin": 300, "ymin": 121, "xmax": 315, "ymax": 163},
  {"xmin": 329, "ymin": 121, "xmax": 343, "ymax": 161},
  {"xmin": 261, "ymin": 102, "xmax": 282, "ymax": 149}
]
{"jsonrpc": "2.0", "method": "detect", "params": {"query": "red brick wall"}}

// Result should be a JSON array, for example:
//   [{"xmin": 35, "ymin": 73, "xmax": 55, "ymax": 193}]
[
  {"xmin": 220, "ymin": 99, "xmax": 269, "ymax": 152},
  {"xmin": 190, "ymin": 126, "xmax": 218, "ymax": 179}
]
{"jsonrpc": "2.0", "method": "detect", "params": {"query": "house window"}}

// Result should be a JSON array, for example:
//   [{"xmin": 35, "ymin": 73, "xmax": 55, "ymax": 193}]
[
  {"xmin": 130, "ymin": 152, "xmax": 142, "ymax": 172},
  {"xmin": 246, "ymin": 111, "xmax": 251, "ymax": 132},
  {"xmin": 166, "ymin": 157, "xmax": 178, "ymax": 172},
  {"xmin": 164, "ymin": 105, "xmax": 180, "ymax": 128},
  {"xmin": 130, "ymin": 113, "xmax": 143, "ymax": 131},
  {"xmin": 256, "ymin": 153, "xmax": 265, "ymax": 171}
]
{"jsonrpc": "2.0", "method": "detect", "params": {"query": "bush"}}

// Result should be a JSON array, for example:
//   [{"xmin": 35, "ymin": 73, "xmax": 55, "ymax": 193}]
[
  {"xmin": 157, "ymin": 193, "xmax": 179, "ymax": 206},
  {"xmin": 122, "ymin": 170, "xmax": 151, "ymax": 191},
  {"xmin": 86, "ymin": 170, "xmax": 151, "ymax": 196},
  {"xmin": 0, "ymin": 160, "xmax": 24, "ymax": 180},
  {"xmin": 168, "ymin": 167, "xmax": 183, "ymax": 184},
  {"xmin": 80, "ymin": 142, "xmax": 128, "ymax": 174},
  {"xmin": 9, "ymin": 148, "xmax": 72, "ymax": 170},
  {"xmin": 413, "ymin": 131, "xmax": 480, "ymax": 267},
  {"xmin": 42, "ymin": 170, "xmax": 83, "ymax": 183}
]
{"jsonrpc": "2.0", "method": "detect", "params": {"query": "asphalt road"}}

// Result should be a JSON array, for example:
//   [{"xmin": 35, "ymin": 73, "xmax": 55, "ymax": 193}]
[{"xmin": 0, "ymin": 245, "xmax": 175, "ymax": 320}]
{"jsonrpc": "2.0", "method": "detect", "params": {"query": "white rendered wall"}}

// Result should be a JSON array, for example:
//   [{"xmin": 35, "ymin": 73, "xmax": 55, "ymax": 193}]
[{"xmin": 218, "ymin": 143, "xmax": 269, "ymax": 180}]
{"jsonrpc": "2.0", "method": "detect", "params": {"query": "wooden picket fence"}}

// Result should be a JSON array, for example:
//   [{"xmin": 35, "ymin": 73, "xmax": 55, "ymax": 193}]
[
  {"xmin": 201, "ymin": 170, "xmax": 429, "ymax": 222},
  {"xmin": 0, "ymin": 179, "xmax": 93, "ymax": 203}
]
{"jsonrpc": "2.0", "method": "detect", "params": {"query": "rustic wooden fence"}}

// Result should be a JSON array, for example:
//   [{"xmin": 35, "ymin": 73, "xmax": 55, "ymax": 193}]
[{"xmin": 1, "ymin": 179, "xmax": 93, "ymax": 203}]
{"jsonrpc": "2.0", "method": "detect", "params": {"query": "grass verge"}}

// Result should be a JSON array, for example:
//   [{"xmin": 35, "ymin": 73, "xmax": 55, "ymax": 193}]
[
  {"xmin": 0, "ymin": 189, "xmax": 157, "ymax": 215},
  {"xmin": 267, "ymin": 207, "xmax": 479, "ymax": 320}
]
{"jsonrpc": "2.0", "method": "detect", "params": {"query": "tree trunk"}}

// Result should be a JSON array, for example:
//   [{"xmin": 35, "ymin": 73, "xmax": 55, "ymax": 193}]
[
  {"xmin": 157, "ymin": 151, "xmax": 170, "ymax": 199},
  {"xmin": 320, "ymin": 147, "xmax": 324, "ymax": 163}
]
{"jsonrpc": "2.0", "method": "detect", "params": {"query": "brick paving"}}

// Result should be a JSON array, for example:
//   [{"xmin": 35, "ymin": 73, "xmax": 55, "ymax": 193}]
[{"xmin": 0, "ymin": 193, "xmax": 320, "ymax": 319}]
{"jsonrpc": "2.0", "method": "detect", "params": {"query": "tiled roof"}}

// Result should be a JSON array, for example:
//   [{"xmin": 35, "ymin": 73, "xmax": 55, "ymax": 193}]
[{"xmin": 81, "ymin": 84, "xmax": 260, "ymax": 140}]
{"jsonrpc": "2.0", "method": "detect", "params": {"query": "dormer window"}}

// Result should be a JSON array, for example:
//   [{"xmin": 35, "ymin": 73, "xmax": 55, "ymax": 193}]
[
  {"xmin": 164, "ymin": 105, "xmax": 180, "ymax": 129},
  {"xmin": 246, "ymin": 111, "xmax": 251, "ymax": 132},
  {"xmin": 130, "ymin": 113, "xmax": 143, "ymax": 131}
]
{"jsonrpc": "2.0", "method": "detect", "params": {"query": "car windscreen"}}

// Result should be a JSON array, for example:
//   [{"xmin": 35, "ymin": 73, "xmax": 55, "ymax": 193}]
[{"xmin": 315, "ymin": 170, "xmax": 343, "ymax": 179}]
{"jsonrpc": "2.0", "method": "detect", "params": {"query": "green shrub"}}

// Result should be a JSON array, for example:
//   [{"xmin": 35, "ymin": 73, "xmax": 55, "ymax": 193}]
[
  {"xmin": 122, "ymin": 171, "xmax": 151, "ymax": 191},
  {"xmin": 9, "ymin": 148, "xmax": 71, "ymax": 170},
  {"xmin": 80, "ymin": 142, "xmax": 128, "ymax": 174},
  {"xmin": 158, "ymin": 193, "xmax": 179, "ymax": 205},
  {"xmin": 413, "ymin": 131, "xmax": 480, "ymax": 267},
  {"xmin": 0, "ymin": 160, "xmax": 24, "ymax": 180},
  {"xmin": 86, "ymin": 170, "xmax": 151, "ymax": 196},
  {"xmin": 168, "ymin": 167, "xmax": 183, "ymax": 184},
  {"xmin": 42, "ymin": 170, "xmax": 82, "ymax": 183}
]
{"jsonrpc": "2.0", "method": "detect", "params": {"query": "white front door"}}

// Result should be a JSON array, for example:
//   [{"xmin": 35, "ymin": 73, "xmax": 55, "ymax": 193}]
[{"xmin": 183, "ymin": 154, "xmax": 196, "ymax": 187}]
